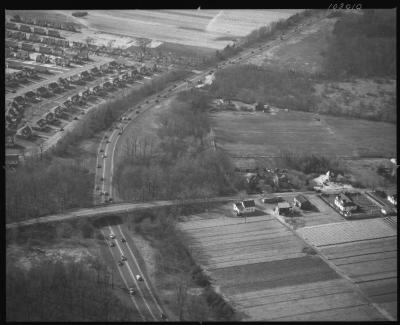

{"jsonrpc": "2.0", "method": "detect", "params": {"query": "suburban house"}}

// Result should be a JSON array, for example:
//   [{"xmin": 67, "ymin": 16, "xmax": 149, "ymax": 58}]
[
  {"xmin": 6, "ymin": 154, "xmax": 20, "ymax": 168},
  {"xmin": 274, "ymin": 202, "xmax": 292, "ymax": 216},
  {"xmin": 5, "ymin": 129, "xmax": 16, "ymax": 147},
  {"xmin": 233, "ymin": 200, "xmax": 256, "ymax": 215},
  {"xmin": 387, "ymin": 193, "xmax": 397, "ymax": 206},
  {"xmin": 334, "ymin": 193, "xmax": 358, "ymax": 213},
  {"xmin": 293, "ymin": 194, "xmax": 312, "ymax": 210}
]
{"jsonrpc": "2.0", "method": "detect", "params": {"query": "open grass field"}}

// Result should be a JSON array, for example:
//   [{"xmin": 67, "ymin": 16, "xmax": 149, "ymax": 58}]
[
  {"xmin": 179, "ymin": 206, "xmax": 387, "ymax": 320},
  {"xmin": 51, "ymin": 10, "xmax": 300, "ymax": 50},
  {"xmin": 210, "ymin": 110, "xmax": 396, "ymax": 159},
  {"xmin": 296, "ymin": 218, "xmax": 397, "ymax": 320}
]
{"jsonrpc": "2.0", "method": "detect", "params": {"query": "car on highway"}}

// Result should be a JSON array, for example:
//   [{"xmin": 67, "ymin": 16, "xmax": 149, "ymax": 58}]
[
  {"xmin": 110, "ymin": 242, "xmax": 115, "ymax": 247},
  {"xmin": 106, "ymin": 140, "xmax": 111, "ymax": 143},
  {"xmin": 109, "ymin": 233, "xmax": 116, "ymax": 239},
  {"xmin": 118, "ymin": 261, "xmax": 124, "ymax": 266},
  {"xmin": 135, "ymin": 274, "xmax": 143, "ymax": 281},
  {"xmin": 121, "ymin": 238, "xmax": 126, "ymax": 243},
  {"xmin": 121, "ymin": 255, "xmax": 127, "ymax": 261},
  {"xmin": 104, "ymin": 192, "xmax": 109, "ymax": 196},
  {"xmin": 59, "ymin": 127, "xmax": 64, "ymax": 131},
  {"xmin": 129, "ymin": 288, "xmax": 136, "ymax": 295},
  {"xmin": 103, "ymin": 154, "xmax": 107, "ymax": 159},
  {"xmin": 118, "ymin": 131, "xmax": 122, "ymax": 135},
  {"xmin": 97, "ymin": 164, "xmax": 102, "ymax": 168}
]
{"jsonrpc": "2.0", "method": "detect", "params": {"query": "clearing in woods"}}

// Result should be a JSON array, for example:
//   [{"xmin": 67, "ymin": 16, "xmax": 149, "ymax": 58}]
[{"xmin": 210, "ymin": 110, "xmax": 396, "ymax": 158}]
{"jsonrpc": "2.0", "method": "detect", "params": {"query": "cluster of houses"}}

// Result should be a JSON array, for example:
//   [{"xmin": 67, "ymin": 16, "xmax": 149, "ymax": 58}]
[{"xmin": 233, "ymin": 194, "xmax": 314, "ymax": 217}]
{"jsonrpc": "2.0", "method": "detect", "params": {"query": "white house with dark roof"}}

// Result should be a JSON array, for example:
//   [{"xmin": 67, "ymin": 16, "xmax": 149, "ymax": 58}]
[
  {"xmin": 334, "ymin": 193, "xmax": 357, "ymax": 212},
  {"xmin": 387, "ymin": 192, "xmax": 397, "ymax": 206},
  {"xmin": 233, "ymin": 199, "xmax": 256, "ymax": 215}
]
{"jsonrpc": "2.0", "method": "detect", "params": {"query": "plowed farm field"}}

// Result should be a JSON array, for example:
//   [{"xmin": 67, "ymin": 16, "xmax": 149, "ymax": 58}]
[
  {"xmin": 64, "ymin": 10, "xmax": 300, "ymax": 50},
  {"xmin": 296, "ymin": 218, "xmax": 397, "ymax": 320},
  {"xmin": 179, "ymin": 207, "xmax": 388, "ymax": 321}
]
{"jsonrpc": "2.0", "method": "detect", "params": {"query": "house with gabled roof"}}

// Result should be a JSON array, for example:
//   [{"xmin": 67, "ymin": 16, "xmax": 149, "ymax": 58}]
[{"xmin": 233, "ymin": 199, "xmax": 256, "ymax": 215}]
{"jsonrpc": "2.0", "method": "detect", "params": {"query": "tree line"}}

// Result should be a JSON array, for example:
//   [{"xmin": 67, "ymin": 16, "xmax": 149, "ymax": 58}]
[
  {"xmin": 128, "ymin": 209, "xmax": 239, "ymax": 321},
  {"xmin": 214, "ymin": 10, "xmax": 316, "ymax": 61},
  {"xmin": 211, "ymin": 64, "xmax": 316, "ymax": 112},
  {"xmin": 113, "ymin": 90, "xmax": 242, "ymax": 202},
  {"xmin": 52, "ymin": 69, "xmax": 191, "ymax": 157}
]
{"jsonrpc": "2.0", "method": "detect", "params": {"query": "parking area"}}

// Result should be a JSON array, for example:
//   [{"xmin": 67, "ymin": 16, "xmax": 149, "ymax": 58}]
[
  {"xmin": 296, "ymin": 217, "xmax": 397, "ymax": 320},
  {"xmin": 178, "ymin": 205, "xmax": 388, "ymax": 321}
]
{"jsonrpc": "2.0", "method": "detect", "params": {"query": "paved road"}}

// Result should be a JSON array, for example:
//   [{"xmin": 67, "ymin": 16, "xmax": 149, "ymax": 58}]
[
  {"xmin": 93, "ymin": 15, "xmax": 319, "ymax": 204},
  {"xmin": 101, "ymin": 224, "xmax": 165, "ymax": 321},
  {"xmin": 6, "ymin": 191, "xmax": 317, "ymax": 229}
]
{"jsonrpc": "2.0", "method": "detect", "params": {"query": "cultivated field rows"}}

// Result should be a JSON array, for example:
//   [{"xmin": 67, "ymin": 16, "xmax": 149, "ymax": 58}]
[
  {"xmin": 296, "ymin": 220, "xmax": 397, "ymax": 320},
  {"xmin": 179, "ymin": 210, "xmax": 388, "ymax": 320},
  {"xmin": 296, "ymin": 218, "xmax": 397, "ymax": 247},
  {"xmin": 72, "ymin": 10, "xmax": 299, "ymax": 50}
]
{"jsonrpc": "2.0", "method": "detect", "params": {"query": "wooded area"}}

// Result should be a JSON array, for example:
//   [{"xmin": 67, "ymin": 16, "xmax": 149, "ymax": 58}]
[
  {"xmin": 6, "ymin": 259, "xmax": 138, "ymax": 321},
  {"xmin": 6, "ymin": 157, "xmax": 93, "ymax": 223},
  {"xmin": 114, "ymin": 90, "xmax": 242, "ymax": 202},
  {"xmin": 324, "ymin": 9, "xmax": 396, "ymax": 78},
  {"xmin": 211, "ymin": 64, "xmax": 316, "ymax": 112}
]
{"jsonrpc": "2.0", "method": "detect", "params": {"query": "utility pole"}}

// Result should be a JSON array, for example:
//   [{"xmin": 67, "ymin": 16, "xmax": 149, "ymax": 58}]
[{"xmin": 39, "ymin": 143, "xmax": 43, "ymax": 160}]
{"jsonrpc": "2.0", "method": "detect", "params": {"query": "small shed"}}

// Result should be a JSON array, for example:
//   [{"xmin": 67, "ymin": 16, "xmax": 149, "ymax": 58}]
[
  {"xmin": 293, "ymin": 194, "xmax": 312, "ymax": 210},
  {"xmin": 274, "ymin": 202, "xmax": 292, "ymax": 216}
]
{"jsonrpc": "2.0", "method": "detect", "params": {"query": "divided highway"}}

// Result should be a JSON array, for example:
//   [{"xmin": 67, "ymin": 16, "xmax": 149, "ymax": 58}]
[{"xmin": 101, "ymin": 224, "xmax": 165, "ymax": 321}]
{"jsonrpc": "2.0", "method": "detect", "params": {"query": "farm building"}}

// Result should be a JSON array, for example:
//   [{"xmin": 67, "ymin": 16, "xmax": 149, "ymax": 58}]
[
  {"xmin": 233, "ymin": 200, "xmax": 256, "ymax": 215},
  {"xmin": 293, "ymin": 194, "xmax": 312, "ymax": 210},
  {"xmin": 262, "ymin": 196, "xmax": 283, "ymax": 204},
  {"xmin": 334, "ymin": 193, "xmax": 358, "ymax": 213},
  {"xmin": 274, "ymin": 202, "xmax": 292, "ymax": 215}
]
